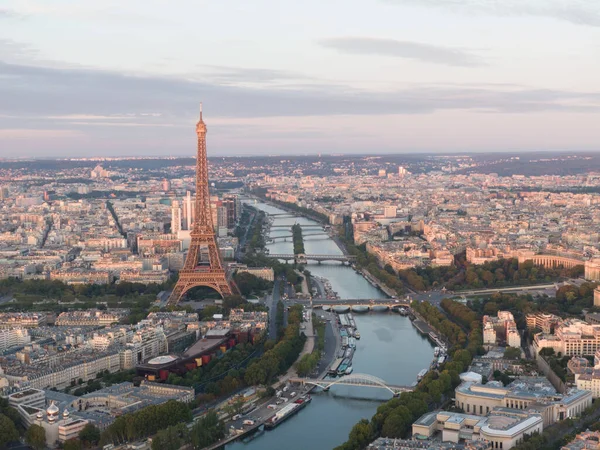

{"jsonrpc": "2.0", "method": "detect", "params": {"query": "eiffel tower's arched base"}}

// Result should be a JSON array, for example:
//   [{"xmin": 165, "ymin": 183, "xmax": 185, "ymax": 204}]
[{"xmin": 167, "ymin": 270, "xmax": 238, "ymax": 305}]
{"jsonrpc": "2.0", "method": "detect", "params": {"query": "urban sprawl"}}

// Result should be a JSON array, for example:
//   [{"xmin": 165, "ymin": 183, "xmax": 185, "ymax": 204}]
[{"xmin": 3, "ymin": 153, "xmax": 600, "ymax": 450}]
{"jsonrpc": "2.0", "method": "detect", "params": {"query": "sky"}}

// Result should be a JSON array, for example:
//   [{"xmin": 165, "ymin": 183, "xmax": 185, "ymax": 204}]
[{"xmin": 1, "ymin": 0, "xmax": 600, "ymax": 157}]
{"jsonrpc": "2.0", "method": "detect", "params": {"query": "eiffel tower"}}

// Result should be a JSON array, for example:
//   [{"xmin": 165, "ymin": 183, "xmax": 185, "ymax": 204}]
[{"xmin": 168, "ymin": 105, "xmax": 237, "ymax": 304}]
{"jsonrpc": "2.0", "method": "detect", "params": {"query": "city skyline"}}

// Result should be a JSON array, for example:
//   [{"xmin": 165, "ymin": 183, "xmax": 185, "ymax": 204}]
[{"xmin": 1, "ymin": 0, "xmax": 600, "ymax": 157}]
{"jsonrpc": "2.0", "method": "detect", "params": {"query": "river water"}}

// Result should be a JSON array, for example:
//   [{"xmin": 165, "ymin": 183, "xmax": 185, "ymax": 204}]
[{"xmin": 229, "ymin": 202, "xmax": 434, "ymax": 450}]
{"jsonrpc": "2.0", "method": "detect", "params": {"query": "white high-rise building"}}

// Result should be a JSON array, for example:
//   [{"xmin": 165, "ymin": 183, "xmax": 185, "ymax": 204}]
[
  {"xmin": 0, "ymin": 327, "xmax": 31, "ymax": 351},
  {"xmin": 171, "ymin": 200, "xmax": 182, "ymax": 234},
  {"xmin": 185, "ymin": 191, "xmax": 194, "ymax": 230}
]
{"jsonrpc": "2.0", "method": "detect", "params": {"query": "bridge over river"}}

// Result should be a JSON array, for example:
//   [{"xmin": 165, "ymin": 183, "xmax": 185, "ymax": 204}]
[
  {"xmin": 269, "ymin": 253, "xmax": 356, "ymax": 263},
  {"xmin": 289, "ymin": 373, "xmax": 414, "ymax": 396},
  {"xmin": 268, "ymin": 232, "xmax": 329, "ymax": 242}
]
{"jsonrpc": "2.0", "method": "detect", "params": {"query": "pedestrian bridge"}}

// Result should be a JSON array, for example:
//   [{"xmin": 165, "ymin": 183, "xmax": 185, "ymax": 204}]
[{"xmin": 289, "ymin": 373, "xmax": 413, "ymax": 396}]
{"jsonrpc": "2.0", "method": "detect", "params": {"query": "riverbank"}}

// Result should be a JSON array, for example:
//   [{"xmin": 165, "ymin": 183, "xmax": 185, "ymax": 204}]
[{"xmin": 358, "ymin": 267, "xmax": 396, "ymax": 298}]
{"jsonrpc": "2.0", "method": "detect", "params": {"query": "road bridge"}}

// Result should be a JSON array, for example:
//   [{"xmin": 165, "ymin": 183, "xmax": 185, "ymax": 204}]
[
  {"xmin": 268, "ymin": 232, "xmax": 328, "ymax": 241},
  {"xmin": 312, "ymin": 299, "xmax": 409, "ymax": 307},
  {"xmin": 268, "ymin": 212, "xmax": 301, "ymax": 217},
  {"xmin": 289, "ymin": 373, "xmax": 413, "ymax": 396},
  {"xmin": 269, "ymin": 253, "xmax": 356, "ymax": 263},
  {"xmin": 270, "ymin": 224, "xmax": 324, "ymax": 229}
]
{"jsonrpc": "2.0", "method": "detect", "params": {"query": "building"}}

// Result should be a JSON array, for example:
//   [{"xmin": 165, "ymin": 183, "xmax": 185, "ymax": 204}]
[
  {"xmin": 567, "ymin": 353, "xmax": 600, "ymax": 398},
  {"xmin": 561, "ymin": 431, "xmax": 600, "ymax": 450},
  {"xmin": 526, "ymin": 313, "xmax": 561, "ymax": 334},
  {"xmin": 55, "ymin": 310, "xmax": 124, "ymax": 327},
  {"xmin": 236, "ymin": 266, "xmax": 275, "ymax": 281},
  {"xmin": 90, "ymin": 165, "xmax": 109, "ymax": 178},
  {"xmin": 484, "ymin": 323, "xmax": 497, "ymax": 345},
  {"xmin": 8, "ymin": 388, "xmax": 46, "ymax": 409},
  {"xmin": 13, "ymin": 382, "xmax": 194, "ymax": 446},
  {"xmin": 0, "ymin": 327, "xmax": 31, "ymax": 351},
  {"xmin": 28, "ymin": 404, "xmax": 89, "ymax": 447},
  {"xmin": 586, "ymin": 260, "xmax": 600, "ymax": 282},
  {"xmin": 384, "ymin": 206, "xmax": 397, "ymax": 218},
  {"xmin": 483, "ymin": 312, "xmax": 521, "ymax": 348},
  {"xmin": 595, "ymin": 287, "xmax": 600, "ymax": 307},
  {"xmin": 0, "ymin": 313, "xmax": 46, "ymax": 328},
  {"xmin": 412, "ymin": 409, "xmax": 543, "ymax": 450},
  {"xmin": 534, "ymin": 319, "xmax": 600, "ymax": 356},
  {"xmin": 368, "ymin": 438, "xmax": 489, "ymax": 450},
  {"xmin": 119, "ymin": 269, "xmax": 170, "ymax": 284},
  {"xmin": 50, "ymin": 269, "xmax": 111, "ymax": 285},
  {"xmin": 454, "ymin": 379, "xmax": 592, "ymax": 426},
  {"xmin": 171, "ymin": 200, "xmax": 182, "ymax": 234}
]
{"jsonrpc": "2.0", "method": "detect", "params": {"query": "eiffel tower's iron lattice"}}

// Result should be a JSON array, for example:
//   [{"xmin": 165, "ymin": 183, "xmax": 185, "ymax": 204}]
[{"xmin": 168, "ymin": 105, "xmax": 238, "ymax": 304}]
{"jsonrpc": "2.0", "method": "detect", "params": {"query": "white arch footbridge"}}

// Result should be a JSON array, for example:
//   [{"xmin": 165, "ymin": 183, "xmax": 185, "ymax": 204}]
[{"xmin": 289, "ymin": 373, "xmax": 413, "ymax": 396}]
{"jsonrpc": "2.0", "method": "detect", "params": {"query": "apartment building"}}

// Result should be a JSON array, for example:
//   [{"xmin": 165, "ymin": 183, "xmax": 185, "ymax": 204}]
[
  {"xmin": 0, "ymin": 327, "xmax": 31, "ymax": 351},
  {"xmin": 534, "ymin": 320, "xmax": 600, "ymax": 356},
  {"xmin": 526, "ymin": 313, "xmax": 561, "ymax": 334},
  {"xmin": 483, "ymin": 311, "xmax": 521, "ymax": 348}
]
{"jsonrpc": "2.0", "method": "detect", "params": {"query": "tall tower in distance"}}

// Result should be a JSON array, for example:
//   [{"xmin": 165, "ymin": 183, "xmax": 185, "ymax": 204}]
[{"xmin": 168, "ymin": 104, "xmax": 238, "ymax": 304}]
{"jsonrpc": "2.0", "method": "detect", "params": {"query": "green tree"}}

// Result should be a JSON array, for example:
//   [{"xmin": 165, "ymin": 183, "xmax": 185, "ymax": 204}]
[
  {"xmin": 25, "ymin": 424, "xmax": 47, "ymax": 450},
  {"xmin": 189, "ymin": 411, "xmax": 225, "ymax": 449},
  {"xmin": 64, "ymin": 438, "xmax": 83, "ymax": 450},
  {"xmin": 0, "ymin": 414, "xmax": 19, "ymax": 448},
  {"xmin": 152, "ymin": 423, "xmax": 190, "ymax": 450},
  {"xmin": 79, "ymin": 423, "xmax": 101, "ymax": 447}
]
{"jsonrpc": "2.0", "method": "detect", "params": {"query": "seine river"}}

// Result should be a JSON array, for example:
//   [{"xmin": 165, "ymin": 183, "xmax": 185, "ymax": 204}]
[{"xmin": 228, "ymin": 202, "xmax": 433, "ymax": 450}]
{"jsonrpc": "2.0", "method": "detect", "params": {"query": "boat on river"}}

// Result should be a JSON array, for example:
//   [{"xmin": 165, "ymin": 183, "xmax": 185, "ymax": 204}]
[
  {"xmin": 264, "ymin": 395, "xmax": 312, "ymax": 430},
  {"xmin": 337, "ymin": 358, "xmax": 350, "ymax": 375}
]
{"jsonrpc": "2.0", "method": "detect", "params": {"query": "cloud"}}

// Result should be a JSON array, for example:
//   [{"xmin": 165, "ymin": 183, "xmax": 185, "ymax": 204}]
[
  {"xmin": 319, "ymin": 37, "xmax": 484, "ymax": 67},
  {"xmin": 0, "ymin": 39, "xmax": 38, "ymax": 61},
  {"xmin": 199, "ymin": 66, "xmax": 310, "ymax": 85},
  {"xmin": 0, "ymin": 129, "xmax": 83, "ymax": 138},
  {"xmin": 1, "ymin": 60, "xmax": 600, "ymax": 132},
  {"xmin": 0, "ymin": 8, "xmax": 20, "ymax": 18},
  {"xmin": 383, "ymin": 0, "xmax": 600, "ymax": 27}
]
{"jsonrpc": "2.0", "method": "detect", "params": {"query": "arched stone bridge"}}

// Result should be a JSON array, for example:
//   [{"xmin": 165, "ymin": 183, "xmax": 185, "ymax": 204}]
[{"xmin": 269, "ymin": 253, "xmax": 356, "ymax": 263}]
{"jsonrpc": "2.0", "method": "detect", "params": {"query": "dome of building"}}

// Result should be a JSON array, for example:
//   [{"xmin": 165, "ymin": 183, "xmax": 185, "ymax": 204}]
[
  {"xmin": 36, "ymin": 411, "xmax": 43, "ymax": 420},
  {"xmin": 62, "ymin": 409, "xmax": 70, "ymax": 418},
  {"xmin": 47, "ymin": 401, "xmax": 59, "ymax": 422}
]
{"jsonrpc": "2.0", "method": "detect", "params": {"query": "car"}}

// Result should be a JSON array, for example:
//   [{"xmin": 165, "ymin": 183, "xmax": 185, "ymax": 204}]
[
  {"xmin": 232, "ymin": 414, "xmax": 242, "ymax": 421},
  {"xmin": 267, "ymin": 404, "xmax": 277, "ymax": 409},
  {"xmin": 276, "ymin": 399, "xmax": 284, "ymax": 405},
  {"xmin": 290, "ymin": 392, "xmax": 296, "ymax": 397}
]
